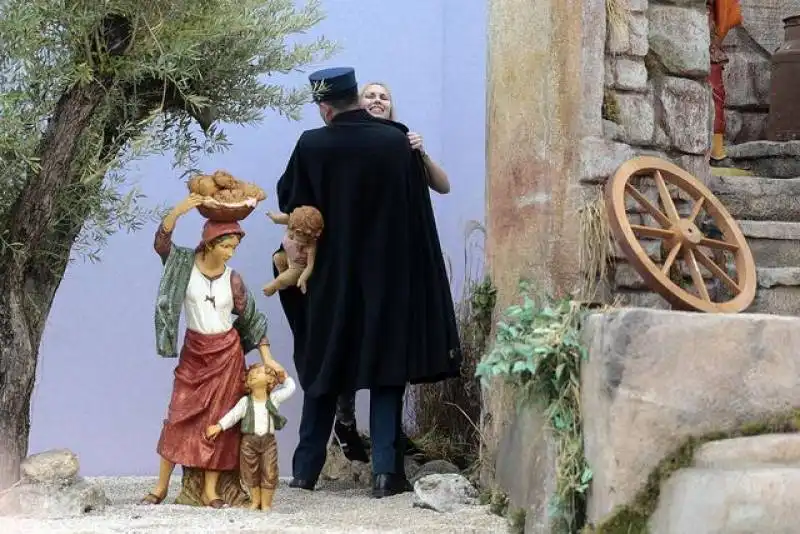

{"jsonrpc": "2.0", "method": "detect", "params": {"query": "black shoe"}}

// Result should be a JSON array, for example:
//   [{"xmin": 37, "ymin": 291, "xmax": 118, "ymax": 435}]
[
  {"xmin": 371, "ymin": 473, "xmax": 413, "ymax": 499},
  {"xmin": 333, "ymin": 420, "xmax": 370, "ymax": 463},
  {"xmin": 288, "ymin": 477, "xmax": 316, "ymax": 490}
]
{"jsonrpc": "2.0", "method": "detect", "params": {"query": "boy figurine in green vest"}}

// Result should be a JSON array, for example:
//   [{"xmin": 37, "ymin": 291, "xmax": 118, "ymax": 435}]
[{"xmin": 206, "ymin": 363, "xmax": 296, "ymax": 511}]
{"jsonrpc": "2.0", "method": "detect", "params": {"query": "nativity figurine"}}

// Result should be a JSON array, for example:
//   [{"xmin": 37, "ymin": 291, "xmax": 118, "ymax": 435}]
[
  {"xmin": 263, "ymin": 205, "xmax": 324, "ymax": 296},
  {"xmin": 206, "ymin": 364, "xmax": 296, "ymax": 511}
]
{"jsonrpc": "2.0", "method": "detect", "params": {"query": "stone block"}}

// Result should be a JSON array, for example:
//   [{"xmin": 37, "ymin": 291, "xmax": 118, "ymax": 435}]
[
  {"xmin": 616, "ymin": 90, "xmax": 655, "ymax": 145},
  {"xmin": 706, "ymin": 175, "xmax": 800, "ymax": 221},
  {"xmin": 604, "ymin": 57, "xmax": 614, "ymax": 88},
  {"xmin": 674, "ymin": 154, "xmax": 710, "ymax": 183},
  {"xmin": 628, "ymin": 14, "xmax": 649, "ymax": 56},
  {"xmin": 613, "ymin": 263, "xmax": 649, "ymax": 290},
  {"xmin": 650, "ymin": 467, "xmax": 800, "ymax": 533},
  {"xmin": 648, "ymin": 5, "xmax": 710, "ymax": 77},
  {"xmin": 749, "ymin": 286, "xmax": 800, "ymax": 316},
  {"xmin": 658, "ymin": 76, "xmax": 711, "ymax": 154},
  {"xmin": 739, "ymin": 221, "xmax": 800, "ymax": 268},
  {"xmin": 725, "ymin": 110, "xmax": 768, "ymax": 144},
  {"xmin": 614, "ymin": 58, "xmax": 648, "ymax": 91},
  {"xmin": 582, "ymin": 0, "xmax": 607, "ymax": 137},
  {"xmin": 723, "ymin": 49, "xmax": 771, "ymax": 109},
  {"xmin": 722, "ymin": 141, "xmax": 800, "ymax": 178},
  {"xmin": 494, "ymin": 402, "xmax": 557, "ymax": 534},
  {"xmin": 615, "ymin": 290, "xmax": 671, "ymax": 309},
  {"xmin": 582, "ymin": 308, "xmax": 800, "ymax": 524},
  {"xmin": 693, "ymin": 434, "xmax": 800, "ymax": 469},
  {"xmin": 757, "ymin": 267, "xmax": 800, "ymax": 289},
  {"xmin": 577, "ymin": 136, "xmax": 636, "ymax": 184},
  {"xmin": 612, "ymin": 239, "xmax": 661, "ymax": 262},
  {"xmin": 603, "ymin": 119, "xmax": 623, "ymax": 140},
  {"xmin": 627, "ymin": 0, "xmax": 648, "ymax": 12}
]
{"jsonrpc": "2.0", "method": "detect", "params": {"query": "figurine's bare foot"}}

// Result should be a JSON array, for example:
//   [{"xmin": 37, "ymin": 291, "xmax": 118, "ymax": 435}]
[
  {"xmin": 260, "ymin": 488, "xmax": 275, "ymax": 511},
  {"xmin": 262, "ymin": 284, "xmax": 277, "ymax": 297},
  {"xmin": 248, "ymin": 487, "xmax": 261, "ymax": 511},
  {"xmin": 139, "ymin": 490, "xmax": 166, "ymax": 505},
  {"xmin": 202, "ymin": 493, "xmax": 229, "ymax": 509}
]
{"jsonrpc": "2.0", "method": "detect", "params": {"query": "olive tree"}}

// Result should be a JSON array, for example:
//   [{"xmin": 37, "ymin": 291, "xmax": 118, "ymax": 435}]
[{"xmin": 0, "ymin": 0, "xmax": 334, "ymax": 488}]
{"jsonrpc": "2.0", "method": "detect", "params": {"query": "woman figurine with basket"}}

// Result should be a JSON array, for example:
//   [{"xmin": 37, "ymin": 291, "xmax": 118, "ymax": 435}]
[{"xmin": 141, "ymin": 171, "xmax": 284, "ymax": 509}]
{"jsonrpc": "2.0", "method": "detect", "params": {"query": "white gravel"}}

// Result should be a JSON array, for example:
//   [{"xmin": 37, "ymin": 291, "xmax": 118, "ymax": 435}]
[{"xmin": 0, "ymin": 476, "xmax": 508, "ymax": 533}]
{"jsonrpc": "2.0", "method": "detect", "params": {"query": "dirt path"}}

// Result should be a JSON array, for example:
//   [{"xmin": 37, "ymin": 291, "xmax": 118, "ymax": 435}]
[{"xmin": 0, "ymin": 476, "xmax": 508, "ymax": 533}]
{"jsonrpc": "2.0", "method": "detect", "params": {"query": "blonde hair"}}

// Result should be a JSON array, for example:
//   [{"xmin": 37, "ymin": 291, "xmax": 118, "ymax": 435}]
[{"xmin": 359, "ymin": 81, "xmax": 395, "ymax": 120}]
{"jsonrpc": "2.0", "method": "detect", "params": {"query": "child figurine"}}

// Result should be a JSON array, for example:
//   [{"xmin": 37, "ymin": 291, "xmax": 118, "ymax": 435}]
[
  {"xmin": 263, "ymin": 205, "xmax": 324, "ymax": 296},
  {"xmin": 206, "ymin": 364, "xmax": 296, "ymax": 511}
]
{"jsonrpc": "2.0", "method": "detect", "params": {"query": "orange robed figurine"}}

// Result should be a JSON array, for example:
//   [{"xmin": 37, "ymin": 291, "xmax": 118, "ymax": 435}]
[{"xmin": 708, "ymin": 0, "xmax": 743, "ymax": 161}]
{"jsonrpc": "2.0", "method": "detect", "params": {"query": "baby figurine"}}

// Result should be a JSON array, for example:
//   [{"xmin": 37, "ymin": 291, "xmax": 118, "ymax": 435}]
[
  {"xmin": 206, "ymin": 364, "xmax": 296, "ymax": 511},
  {"xmin": 263, "ymin": 205, "xmax": 324, "ymax": 296}
]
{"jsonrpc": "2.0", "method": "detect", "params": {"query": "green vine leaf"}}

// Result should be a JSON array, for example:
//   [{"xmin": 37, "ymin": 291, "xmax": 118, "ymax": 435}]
[{"xmin": 476, "ymin": 282, "xmax": 595, "ymax": 533}]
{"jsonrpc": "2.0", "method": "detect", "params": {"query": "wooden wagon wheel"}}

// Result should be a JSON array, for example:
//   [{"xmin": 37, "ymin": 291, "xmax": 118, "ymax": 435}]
[{"xmin": 605, "ymin": 156, "xmax": 757, "ymax": 313}]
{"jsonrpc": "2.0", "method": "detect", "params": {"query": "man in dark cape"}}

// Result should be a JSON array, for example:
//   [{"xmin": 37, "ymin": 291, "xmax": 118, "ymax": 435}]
[{"xmin": 272, "ymin": 67, "xmax": 460, "ymax": 498}]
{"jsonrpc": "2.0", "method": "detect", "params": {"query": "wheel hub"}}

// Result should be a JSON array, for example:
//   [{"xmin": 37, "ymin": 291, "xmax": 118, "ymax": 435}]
[{"xmin": 674, "ymin": 219, "xmax": 703, "ymax": 247}]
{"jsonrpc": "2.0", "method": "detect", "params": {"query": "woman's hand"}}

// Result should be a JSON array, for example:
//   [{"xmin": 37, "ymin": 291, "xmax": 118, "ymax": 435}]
[
  {"xmin": 162, "ymin": 193, "xmax": 206, "ymax": 233},
  {"xmin": 407, "ymin": 132, "xmax": 425, "ymax": 154},
  {"xmin": 258, "ymin": 343, "xmax": 287, "ymax": 376},
  {"xmin": 174, "ymin": 193, "xmax": 206, "ymax": 217}
]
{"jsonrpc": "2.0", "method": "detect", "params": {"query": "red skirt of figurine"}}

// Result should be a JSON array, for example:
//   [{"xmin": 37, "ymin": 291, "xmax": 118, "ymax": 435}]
[{"xmin": 157, "ymin": 328, "xmax": 245, "ymax": 471}]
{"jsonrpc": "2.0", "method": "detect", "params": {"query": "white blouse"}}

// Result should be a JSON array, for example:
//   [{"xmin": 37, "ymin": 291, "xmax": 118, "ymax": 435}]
[{"xmin": 183, "ymin": 264, "xmax": 234, "ymax": 334}]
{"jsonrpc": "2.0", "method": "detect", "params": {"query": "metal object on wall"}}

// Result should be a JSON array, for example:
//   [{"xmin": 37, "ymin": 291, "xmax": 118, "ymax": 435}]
[
  {"xmin": 766, "ymin": 14, "xmax": 800, "ymax": 141},
  {"xmin": 605, "ymin": 156, "xmax": 757, "ymax": 313}
]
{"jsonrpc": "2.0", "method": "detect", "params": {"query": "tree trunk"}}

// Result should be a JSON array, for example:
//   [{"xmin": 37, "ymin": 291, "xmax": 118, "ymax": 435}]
[{"xmin": 0, "ymin": 82, "xmax": 106, "ymax": 490}]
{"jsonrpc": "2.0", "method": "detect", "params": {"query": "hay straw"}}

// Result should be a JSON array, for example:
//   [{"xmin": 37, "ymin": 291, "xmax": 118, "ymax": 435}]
[{"xmin": 578, "ymin": 187, "xmax": 615, "ymax": 302}]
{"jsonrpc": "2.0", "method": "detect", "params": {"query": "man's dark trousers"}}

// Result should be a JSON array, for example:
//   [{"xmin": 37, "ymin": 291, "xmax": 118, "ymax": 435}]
[{"xmin": 292, "ymin": 385, "xmax": 406, "ymax": 481}]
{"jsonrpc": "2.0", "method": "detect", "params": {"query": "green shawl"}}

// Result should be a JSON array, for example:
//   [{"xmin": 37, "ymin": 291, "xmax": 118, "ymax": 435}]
[{"xmin": 154, "ymin": 243, "xmax": 268, "ymax": 357}]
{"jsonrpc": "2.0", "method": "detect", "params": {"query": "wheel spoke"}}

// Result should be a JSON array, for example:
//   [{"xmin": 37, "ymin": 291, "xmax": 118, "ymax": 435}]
[
  {"xmin": 694, "ymin": 248, "xmax": 741, "ymax": 295},
  {"xmin": 688, "ymin": 197, "xmax": 705, "ymax": 223},
  {"xmin": 698, "ymin": 237, "xmax": 739, "ymax": 252},
  {"xmin": 683, "ymin": 248, "xmax": 711, "ymax": 302},
  {"xmin": 630, "ymin": 224, "xmax": 675, "ymax": 239},
  {"xmin": 661, "ymin": 242, "xmax": 682, "ymax": 274},
  {"xmin": 625, "ymin": 183, "xmax": 672, "ymax": 228},
  {"xmin": 653, "ymin": 170, "xmax": 681, "ymax": 223}
]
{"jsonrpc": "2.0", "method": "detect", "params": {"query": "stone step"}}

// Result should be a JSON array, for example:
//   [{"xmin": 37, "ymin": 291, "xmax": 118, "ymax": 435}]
[
  {"xmin": 749, "ymin": 267, "xmax": 800, "ymax": 316},
  {"xmin": 707, "ymin": 174, "xmax": 800, "ymax": 222},
  {"xmin": 649, "ymin": 467, "xmax": 800, "ymax": 533},
  {"xmin": 714, "ymin": 140, "xmax": 800, "ymax": 178},
  {"xmin": 739, "ymin": 220, "xmax": 800, "ymax": 269},
  {"xmin": 693, "ymin": 434, "xmax": 800, "ymax": 470}
]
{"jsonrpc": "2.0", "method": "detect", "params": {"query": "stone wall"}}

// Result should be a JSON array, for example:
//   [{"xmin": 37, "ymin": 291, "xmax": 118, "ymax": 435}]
[
  {"xmin": 583, "ymin": 0, "xmax": 713, "ymax": 308},
  {"xmin": 723, "ymin": 1, "xmax": 800, "ymax": 143}
]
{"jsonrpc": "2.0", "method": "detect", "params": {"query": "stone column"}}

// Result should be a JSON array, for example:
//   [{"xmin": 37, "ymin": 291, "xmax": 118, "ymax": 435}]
[
  {"xmin": 482, "ymin": 0, "xmax": 609, "ymax": 531},
  {"xmin": 486, "ymin": 0, "xmax": 601, "ymax": 306}
]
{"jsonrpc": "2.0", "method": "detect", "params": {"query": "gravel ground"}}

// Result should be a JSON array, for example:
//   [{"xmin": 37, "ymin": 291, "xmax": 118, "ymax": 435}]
[{"xmin": 0, "ymin": 476, "xmax": 508, "ymax": 533}]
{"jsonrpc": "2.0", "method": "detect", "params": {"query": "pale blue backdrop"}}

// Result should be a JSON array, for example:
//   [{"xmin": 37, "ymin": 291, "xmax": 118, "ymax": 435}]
[{"xmin": 29, "ymin": 0, "xmax": 486, "ymax": 476}]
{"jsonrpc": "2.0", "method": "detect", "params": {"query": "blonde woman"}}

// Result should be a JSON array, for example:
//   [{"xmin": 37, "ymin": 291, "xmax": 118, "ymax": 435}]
[{"xmin": 360, "ymin": 82, "xmax": 450, "ymax": 194}]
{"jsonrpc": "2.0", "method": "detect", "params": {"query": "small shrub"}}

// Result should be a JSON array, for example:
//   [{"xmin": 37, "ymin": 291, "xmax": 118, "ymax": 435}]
[
  {"xmin": 476, "ymin": 282, "xmax": 593, "ymax": 534},
  {"xmin": 411, "ymin": 222, "xmax": 496, "ymax": 471}
]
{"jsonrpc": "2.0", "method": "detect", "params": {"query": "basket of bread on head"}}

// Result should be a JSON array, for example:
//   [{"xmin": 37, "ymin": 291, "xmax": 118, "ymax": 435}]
[{"xmin": 188, "ymin": 170, "xmax": 267, "ymax": 222}]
